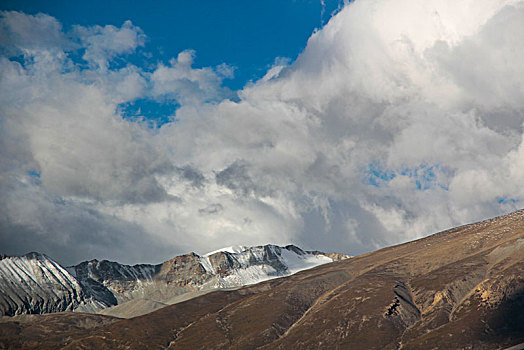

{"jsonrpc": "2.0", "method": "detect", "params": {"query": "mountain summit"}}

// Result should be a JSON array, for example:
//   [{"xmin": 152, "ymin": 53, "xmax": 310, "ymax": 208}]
[{"xmin": 0, "ymin": 252, "xmax": 113, "ymax": 316}]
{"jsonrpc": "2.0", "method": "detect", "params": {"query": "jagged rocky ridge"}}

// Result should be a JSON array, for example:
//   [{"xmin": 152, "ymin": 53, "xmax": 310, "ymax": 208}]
[
  {"xmin": 0, "ymin": 245, "xmax": 347, "ymax": 316},
  {"xmin": 0, "ymin": 253, "xmax": 112, "ymax": 316}
]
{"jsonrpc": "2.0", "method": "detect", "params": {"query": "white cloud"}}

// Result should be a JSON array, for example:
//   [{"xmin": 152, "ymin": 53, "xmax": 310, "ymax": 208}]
[
  {"xmin": 74, "ymin": 20, "xmax": 145, "ymax": 70},
  {"xmin": 0, "ymin": 11, "xmax": 70, "ymax": 56},
  {"xmin": 1, "ymin": 1, "xmax": 524, "ymax": 265},
  {"xmin": 150, "ymin": 50, "xmax": 235, "ymax": 104}
]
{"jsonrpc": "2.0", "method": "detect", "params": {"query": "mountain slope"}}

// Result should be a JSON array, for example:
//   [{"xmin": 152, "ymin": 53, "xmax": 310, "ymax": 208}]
[
  {"xmin": 0, "ymin": 312, "xmax": 119, "ymax": 349},
  {"xmin": 18, "ymin": 209, "xmax": 523, "ymax": 350},
  {"xmin": 0, "ymin": 253, "xmax": 114, "ymax": 316}
]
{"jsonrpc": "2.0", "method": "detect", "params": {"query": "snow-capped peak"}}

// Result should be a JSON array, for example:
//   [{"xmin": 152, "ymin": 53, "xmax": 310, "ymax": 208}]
[
  {"xmin": 0, "ymin": 253, "xmax": 110, "ymax": 316},
  {"xmin": 199, "ymin": 244, "xmax": 338, "ymax": 289},
  {"xmin": 204, "ymin": 245, "xmax": 248, "ymax": 256}
]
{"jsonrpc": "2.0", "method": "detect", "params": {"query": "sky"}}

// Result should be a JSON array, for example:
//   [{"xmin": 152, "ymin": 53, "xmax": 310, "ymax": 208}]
[{"xmin": 1, "ymin": 0, "xmax": 523, "ymax": 266}]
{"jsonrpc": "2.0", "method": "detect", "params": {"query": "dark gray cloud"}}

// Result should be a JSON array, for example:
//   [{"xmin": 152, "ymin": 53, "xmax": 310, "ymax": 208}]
[
  {"xmin": 0, "ymin": 185, "xmax": 177, "ymax": 266},
  {"xmin": 198, "ymin": 203, "xmax": 224, "ymax": 215},
  {"xmin": 215, "ymin": 161, "xmax": 256, "ymax": 196},
  {"xmin": 176, "ymin": 165, "xmax": 206, "ymax": 188}
]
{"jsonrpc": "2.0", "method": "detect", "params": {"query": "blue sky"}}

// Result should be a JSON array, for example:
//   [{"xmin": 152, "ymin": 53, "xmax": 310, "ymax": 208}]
[{"xmin": 2, "ymin": 0, "xmax": 343, "ymax": 89}]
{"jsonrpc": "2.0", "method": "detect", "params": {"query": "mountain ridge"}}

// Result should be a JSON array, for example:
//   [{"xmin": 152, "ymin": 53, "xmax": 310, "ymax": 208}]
[
  {"xmin": 0, "ymin": 252, "xmax": 112, "ymax": 316},
  {"xmin": 0, "ymin": 244, "xmax": 348, "ymax": 317}
]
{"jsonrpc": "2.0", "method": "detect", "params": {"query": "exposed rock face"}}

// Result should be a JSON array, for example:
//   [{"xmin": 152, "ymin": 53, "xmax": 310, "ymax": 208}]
[
  {"xmin": 74, "ymin": 260, "xmax": 157, "ymax": 285},
  {"xmin": 73, "ymin": 259, "xmax": 158, "ymax": 303},
  {"xmin": 9, "ymin": 209, "xmax": 520, "ymax": 350},
  {"xmin": 0, "ymin": 253, "xmax": 113, "ymax": 316},
  {"xmin": 206, "ymin": 252, "xmax": 241, "ymax": 275},
  {"xmin": 157, "ymin": 253, "xmax": 209, "ymax": 286},
  {"xmin": 259, "ymin": 245, "xmax": 290, "ymax": 271}
]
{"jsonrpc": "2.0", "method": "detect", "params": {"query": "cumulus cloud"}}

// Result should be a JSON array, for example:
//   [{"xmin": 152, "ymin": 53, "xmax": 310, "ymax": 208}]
[
  {"xmin": 1, "ymin": 1, "xmax": 524, "ymax": 265},
  {"xmin": 151, "ymin": 49, "xmax": 235, "ymax": 104},
  {"xmin": 0, "ymin": 11, "xmax": 70, "ymax": 56},
  {"xmin": 74, "ymin": 20, "xmax": 146, "ymax": 70}
]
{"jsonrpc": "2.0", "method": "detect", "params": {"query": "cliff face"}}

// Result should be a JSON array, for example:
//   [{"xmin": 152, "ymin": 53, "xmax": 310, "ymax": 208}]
[{"xmin": 157, "ymin": 253, "xmax": 209, "ymax": 286}]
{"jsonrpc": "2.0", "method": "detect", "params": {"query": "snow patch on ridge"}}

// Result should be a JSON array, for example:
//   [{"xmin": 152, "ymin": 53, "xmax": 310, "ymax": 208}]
[
  {"xmin": 213, "ymin": 264, "xmax": 279, "ymax": 288},
  {"xmin": 204, "ymin": 245, "xmax": 248, "ymax": 256},
  {"xmin": 280, "ymin": 248, "xmax": 333, "ymax": 274},
  {"xmin": 199, "ymin": 255, "xmax": 214, "ymax": 274}
]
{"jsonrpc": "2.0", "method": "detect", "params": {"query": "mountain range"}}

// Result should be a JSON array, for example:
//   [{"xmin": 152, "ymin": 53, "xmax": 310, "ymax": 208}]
[
  {"xmin": 1, "ymin": 210, "xmax": 523, "ymax": 349},
  {"xmin": 0, "ymin": 244, "xmax": 346, "ymax": 319}
]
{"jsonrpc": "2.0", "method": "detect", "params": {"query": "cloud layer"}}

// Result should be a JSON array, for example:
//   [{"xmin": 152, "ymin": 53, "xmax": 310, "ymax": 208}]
[{"xmin": 1, "ymin": 1, "xmax": 523, "ymax": 265}]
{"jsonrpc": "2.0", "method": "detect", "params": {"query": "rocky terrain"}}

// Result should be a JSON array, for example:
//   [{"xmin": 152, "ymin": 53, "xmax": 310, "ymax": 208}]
[
  {"xmin": 0, "ymin": 244, "xmax": 343, "ymax": 318},
  {"xmin": 1, "ymin": 209, "xmax": 522, "ymax": 349},
  {"xmin": 0, "ymin": 253, "xmax": 114, "ymax": 316}
]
